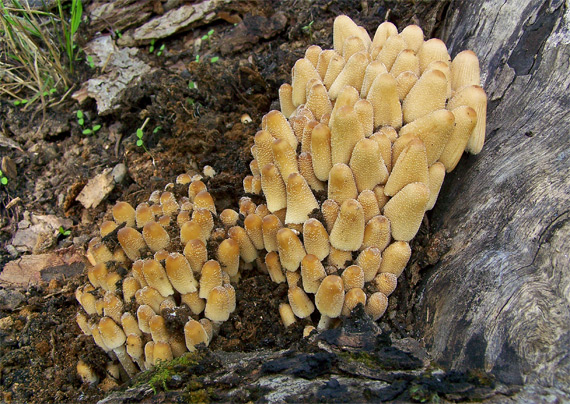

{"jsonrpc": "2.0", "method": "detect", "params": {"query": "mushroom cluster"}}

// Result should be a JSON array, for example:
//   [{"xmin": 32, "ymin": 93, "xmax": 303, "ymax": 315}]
[
  {"xmin": 76, "ymin": 15, "xmax": 487, "ymax": 380},
  {"xmin": 243, "ymin": 15, "xmax": 486, "ymax": 330},
  {"xmin": 76, "ymin": 170, "xmax": 239, "ymax": 379}
]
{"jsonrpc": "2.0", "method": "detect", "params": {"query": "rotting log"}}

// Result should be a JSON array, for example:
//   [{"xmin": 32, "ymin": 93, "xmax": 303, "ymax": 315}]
[{"xmin": 419, "ymin": 0, "xmax": 570, "ymax": 392}]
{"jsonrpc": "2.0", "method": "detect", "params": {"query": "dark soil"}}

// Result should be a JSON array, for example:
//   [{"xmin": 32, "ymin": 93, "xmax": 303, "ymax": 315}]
[{"xmin": 0, "ymin": 1, "xmax": 453, "ymax": 402}]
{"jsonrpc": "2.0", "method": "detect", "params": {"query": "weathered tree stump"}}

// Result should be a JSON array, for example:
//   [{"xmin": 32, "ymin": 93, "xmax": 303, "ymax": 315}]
[{"xmin": 420, "ymin": 0, "xmax": 570, "ymax": 392}]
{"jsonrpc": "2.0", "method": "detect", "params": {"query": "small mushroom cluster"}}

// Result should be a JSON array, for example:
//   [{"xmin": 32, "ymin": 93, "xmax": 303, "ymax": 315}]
[
  {"xmin": 241, "ymin": 15, "xmax": 486, "ymax": 331},
  {"xmin": 76, "ymin": 170, "xmax": 240, "ymax": 380}
]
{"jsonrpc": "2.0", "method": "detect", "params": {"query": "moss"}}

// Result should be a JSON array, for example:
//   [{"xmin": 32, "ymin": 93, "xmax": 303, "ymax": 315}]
[
  {"xmin": 132, "ymin": 351, "xmax": 205, "ymax": 394},
  {"xmin": 339, "ymin": 350, "xmax": 381, "ymax": 368},
  {"xmin": 187, "ymin": 388, "xmax": 211, "ymax": 404}
]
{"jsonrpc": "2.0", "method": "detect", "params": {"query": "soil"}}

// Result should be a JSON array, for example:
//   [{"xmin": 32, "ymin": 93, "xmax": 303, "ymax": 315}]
[{"xmin": 0, "ymin": 1, "xmax": 455, "ymax": 403}]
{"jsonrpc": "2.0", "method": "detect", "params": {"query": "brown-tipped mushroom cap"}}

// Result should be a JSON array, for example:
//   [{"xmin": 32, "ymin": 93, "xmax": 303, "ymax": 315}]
[
  {"xmin": 379, "ymin": 241, "xmax": 411, "ymax": 277},
  {"xmin": 199, "ymin": 260, "xmax": 223, "ymax": 299},
  {"xmin": 112, "ymin": 201, "xmax": 136, "ymax": 227},
  {"xmin": 142, "ymin": 259, "xmax": 174, "ymax": 297},
  {"xmin": 330, "ymin": 105, "xmax": 364, "ymax": 165},
  {"xmin": 302, "ymin": 219, "xmax": 330, "ymax": 261},
  {"xmin": 285, "ymin": 173, "xmax": 319, "ymax": 225},
  {"xmin": 384, "ymin": 139, "xmax": 430, "ymax": 196},
  {"xmin": 288, "ymin": 286, "xmax": 316, "ymax": 318},
  {"xmin": 142, "ymin": 222, "xmax": 170, "ymax": 252},
  {"xmin": 261, "ymin": 163, "xmax": 288, "ymax": 213},
  {"xmin": 350, "ymin": 138, "xmax": 389, "ymax": 192},
  {"xmin": 365, "ymin": 292, "xmax": 388, "ymax": 321},
  {"xmin": 228, "ymin": 226, "xmax": 258, "ymax": 263},
  {"xmin": 276, "ymin": 228, "xmax": 306, "ymax": 272},
  {"xmin": 205, "ymin": 286, "xmax": 230, "ymax": 322},
  {"xmin": 165, "ymin": 253, "xmax": 198, "ymax": 294},
  {"xmin": 402, "ymin": 69, "xmax": 449, "ymax": 124},
  {"xmin": 328, "ymin": 163, "xmax": 358, "ymax": 205},
  {"xmin": 342, "ymin": 288, "xmax": 367, "ymax": 316},
  {"xmin": 357, "ymin": 247, "xmax": 382, "ymax": 282},
  {"xmin": 373, "ymin": 272, "xmax": 398, "ymax": 296},
  {"xmin": 367, "ymin": 72, "xmax": 402, "ymax": 129},
  {"xmin": 117, "ymin": 227, "xmax": 146, "ymax": 261},
  {"xmin": 266, "ymin": 251, "xmax": 286, "ymax": 284},
  {"xmin": 301, "ymin": 254, "xmax": 327, "ymax": 293},
  {"xmin": 279, "ymin": 303, "xmax": 297, "ymax": 327},
  {"xmin": 217, "ymin": 238, "xmax": 240, "ymax": 277},
  {"xmin": 330, "ymin": 199, "xmax": 365, "ymax": 251},
  {"xmin": 315, "ymin": 275, "xmax": 345, "ymax": 318},
  {"xmin": 341, "ymin": 265, "xmax": 365, "ymax": 290},
  {"xmin": 184, "ymin": 319, "xmax": 209, "ymax": 352}
]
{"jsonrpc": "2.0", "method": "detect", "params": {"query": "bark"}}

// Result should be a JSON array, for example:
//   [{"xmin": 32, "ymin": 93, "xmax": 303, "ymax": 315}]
[{"xmin": 419, "ymin": 0, "xmax": 570, "ymax": 391}]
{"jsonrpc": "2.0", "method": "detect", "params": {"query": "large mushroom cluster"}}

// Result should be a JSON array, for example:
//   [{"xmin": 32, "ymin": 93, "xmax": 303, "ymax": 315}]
[
  {"xmin": 76, "ymin": 15, "xmax": 487, "ymax": 380},
  {"xmin": 242, "ymin": 15, "xmax": 486, "ymax": 331}
]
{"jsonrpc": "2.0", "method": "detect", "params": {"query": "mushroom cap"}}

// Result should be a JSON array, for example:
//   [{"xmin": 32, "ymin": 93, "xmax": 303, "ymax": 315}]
[
  {"xmin": 315, "ymin": 275, "xmax": 345, "ymax": 318},
  {"xmin": 383, "ymin": 183, "xmax": 430, "ymax": 242},
  {"xmin": 329, "ymin": 198, "xmax": 365, "ymax": 251},
  {"xmin": 276, "ymin": 228, "xmax": 306, "ymax": 271},
  {"xmin": 142, "ymin": 221, "xmax": 170, "ymax": 253},
  {"xmin": 98, "ymin": 317, "xmax": 126, "ymax": 350},
  {"xmin": 285, "ymin": 173, "xmax": 319, "ymax": 225},
  {"xmin": 288, "ymin": 286, "xmax": 316, "ymax": 318},
  {"xmin": 204, "ymin": 286, "xmax": 230, "ymax": 322}
]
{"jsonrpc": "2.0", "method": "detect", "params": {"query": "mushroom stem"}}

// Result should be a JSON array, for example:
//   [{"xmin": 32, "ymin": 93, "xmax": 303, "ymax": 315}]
[{"xmin": 113, "ymin": 345, "xmax": 138, "ymax": 378}]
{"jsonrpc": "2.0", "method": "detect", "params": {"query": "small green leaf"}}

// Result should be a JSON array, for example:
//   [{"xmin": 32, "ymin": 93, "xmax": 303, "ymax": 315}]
[
  {"xmin": 201, "ymin": 34, "xmax": 208, "ymax": 41},
  {"xmin": 43, "ymin": 91, "xmax": 49, "ymax": 96},
  {"xmin": 49, "ymin": 88, "xmax": 57, "ymax": 94},
  {"xmin": 0, "ymin": 177, "xmax": 7, "ymax": 185},
  {"xmin": 153, "ymin": 126, "xmax": 162, "ymax": 134},
  {"xmin": 21, "ymin": 99, "xmax": 28, "ymax": 104},
  {"xmin": 78, "ymin": 118, "xmax": 84, "ymax": 126},
  {"xmin": 92, "ymin": 124, "xmax": 102, "ymax": 132},
  {"xmin": 195, "ymin": 55, "xmax": 200, "ymax": 62},
  {"xmin": 136, "ymin": 128, "xmax": 143, "ymax": 138},
  {"xmin": 14, "ymin": 100, "xmax": 21, "ymax": 106},
  {"xmin": 0, "ymin": 170, "xmax": 3, "ymax": 176},
  {"xmin": 208, "ymin": 29, "xmax": 214, "ymax": 36},
  {"xmin": 116, "ymin": 31, "xmax": 122, "ymax": 38},
  {"xmin": 210, "ymin": 56, "xmax": 219, "ymax": 63},
  {"xmin": 76, "ymin": 110, "xmax": 84, "ymax": 119},
  {"xmin": 136, "ymin": 139, "xmax": 143, "ymax": 147},
  {"xmin": 83, "ymin": 129, "xmax": 92, "ymax": 135}
]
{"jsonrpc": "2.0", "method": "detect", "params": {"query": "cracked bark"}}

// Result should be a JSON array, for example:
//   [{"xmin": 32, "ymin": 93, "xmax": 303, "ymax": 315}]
[{"xmin": 418, "ymin": 0, "xmax": 570, "ymax": 392}]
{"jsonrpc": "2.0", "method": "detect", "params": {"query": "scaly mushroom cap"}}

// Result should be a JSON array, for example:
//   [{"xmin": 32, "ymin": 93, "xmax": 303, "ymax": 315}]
[
  {"xmin": 374, "ymin": 272, "xmax": 398, "ymax": 296},
  {"xmin": 276, "ymin": 228, "xmax": 306, "ymax": 271},
  {"xmin": 349, "ymin": 138, "xmax": 389, "ymax": 192},
  {"xmin": 417, "ymin": 38, "xmax": 450, "ymax": 74},
  {"xmin": 330, "ymin": 105, "xmax": 364, "ymax": 165},
  {"xmin": 353, "ymin": 99, "xmax": 374, "ymax": 137},
  {"xmin": 183, "ymin": 239, "xmax": 208, "ymax": 273},
  {"xmin": 112, "ymin": 201, "xmax": 136, "ymax": 227},
  {"xmin": 100, "ymin": 220, "xmax": 118, "ymax": 237},
  {"xmin": 204, "ymin": 286, "xmax": 230, "ymax": 322},
  {"xmin": 184, "ymin": 319, "xmax": 209, "ymax": 351},
  {"xmin": 266, "ymin": 251, "xmax": 286, "ymax": 284},
  {"xmin": 180, "ymin": 291, "xmax": 205, "ymax": 315},
  {"xmin": 217, "ymin": 238, "xmax": 240, "ymax": 276},
  {"xmin": 328, "ymin": 163, "xmax": 358, "ymax": 205},
  {"xmin": 300, "ymin": 254, "xmax": 327, "ymax": 293},
  {"xmin": 361, "ymin": 60, "xmax": 388, "ymax": 99},
  {"xmin": 447, "ymin": 85, "xmax": 487, "ymax": 155},
  {"xmin": 384, "ymin": 139, "xmax": 430, "ymax": 196},
  {"xmin": 439, "ymin": 106, "xmax": 478, "ymax": 172},
  {"xmin": 341, "ymin": 265, "xmax": 365, "ymax": 290},
  {"xmin": 302, "ymin": 219, "xmax": 330, "ymax": 261},
  {"xmin": 358, "ymin": 190, "xmax": 381, "ymax": 222},
  {"xmin": 148, "ymin": 314, "xmax": 169, "ymax": 343},
  {"xmin": 265, "ymin": 110, "xmax": 298, "ymax": 150},
  {"xmin": 261, "ymin": 163, "xmax": 287, "ymax": 213},
  {"xmin": 121, "ymin": 312, "xmax": 142, "ymax": 337},
  {"xmin": 153, "ymin": 341, "xmax": 173, "ymax": 365},
  {"xmin": 279, "ymin": 303, "xmax": 297, "ymax": 327},
  {"xmin": 329, "ymin": 51, "xmax": 369, "ymax": 99},
  {"xmin": 330, "ymin": 199, "xmax": 365, "ymax": 251},
  {"xmin": 291, "ymin": 58, "xmax": 321, "ymax": 107},
  {"xmin": 306, "ymin": 83, "xmax": 333, "ymax": 121},
  {"xmin": 376, "ymin": 34, "xmax": 407, "ymax": 71},
  {"xmin": 142, "ymin": 222, "xmax": 170, "ymax": 252},
  {"xmin": 298, "ymin": 152, "xmax": 325, "ymax": 191},
  {"xmin": 365, "ymin": 292, "xmax": 388, "ymax": 321},
  {"xmin": 288, "ymin": 286, "xmax": 316, "ymax": 318},
  {"xmin": 367, "ymin": 72, "xmax": 402, "ymax": 129},
  {"xmin": 379, "ymin": 241, "xmax": 411, "ymax": 277},
  {"xmin": 98, "ymin": 317, "xmax": 126, "ymax": 349},
  {"xmin": 400, "ymin": 24, "xmax": 424, "ymax": 52},
  {"xmin": 403, "ymin": 69, "xmax": 449, "ymax": 124},
  {"xmin": 142, "ymin": 259, "xmax": 174, "ymax": 297},
  {"xmin": 371, "ymin": 21, "xmax": 398, "ymax": 51},
  {"xmin": 244, "ymin": 213, "xmax": 265, "ymax": 250},
  {"xmin": 390, "ymin": 49, "xmax": 420, "ymax": 81},
  {"xmin": 342, "ymin": 288, "xmax": 367, "ymax": 316},
  {"xmin": 199, "ymin": 260, "xmax": 223, "ymax": 299},
  {"xmin": 117, "ymin": 227, "xmax": 146, "ymax": 261},
  {"xmin": 103, "ymin": 291, "xmax": 123, "ymax": 323},
  {"xmin": 450, "ymin": 50, "xmax": 481, "ymax": 92},
  {"xmin": 333, "ymin": 15, "xmax": 371, "ymax": 55},
  {"xmin": 165, "ymin": 253, "xmax": 198, "ymax": 294},
  {"xmin": 357, "ymin": 247, "xmax": 382, "ymax": 282},
  {"xmin": 383, "ymin": 182, "xmax": 430, "ymax": 242},
  {"xmin": 310, "ymin": 123, "xmax": 333, "ymax": 181},
  {"xmin": 315, "ymin": 275, "xmax": 345, "ymax": 318},
  {"xmin": 279, "ymin": 84, "xmax": 296, "ymax": 118},
  {"xmin": 285, "ymin": 173, "xmax": 319, "ymax": 225},
  {"xmin": 228, "ymin": 226, "xmax": 258, "ymax": 263},
  {"xmin": 194, "ymin": 191, "xmax": 216, "ymax": 215},
  {"xmin": 426, "ymin": 162, "xmax": 446, "ymax": 210}
]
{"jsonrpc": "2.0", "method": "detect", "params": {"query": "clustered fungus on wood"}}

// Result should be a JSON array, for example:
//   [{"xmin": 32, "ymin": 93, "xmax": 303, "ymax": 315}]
[{"xmin": 76, "ymin": 15, "xmax": 487, "ymax": 380}]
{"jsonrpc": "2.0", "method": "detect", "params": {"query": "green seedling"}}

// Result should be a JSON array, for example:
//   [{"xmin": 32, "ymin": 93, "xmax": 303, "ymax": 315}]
[
  {"xmin": 13, "ymin": 99, "xmax": 29, "ymax": 106},
  {"xmin": 149, "ymin": 39, "xmax": 155, "ymax": 53},
  {"xmin": 82, "ymin": 124, "xmax": 101, "ymax": 135},
  {"xmin": 58, "ymin": 226, "xmax": 71, "ymax": 236},
  {"xmin": 210, "ymin": 56, "xmax": 219, "ymax": 63},
  {"xmin": 86, "ymin": 55, "xmax": 95, "ymax": 68},
  {"xmin": 0, "ymin": 170, "xmax": 8, "ymax": 186},
  {"xmin": 156, "ymin": 44, "xmax": 166, "ymax": 57},
  {"xmin": 76, "ymin": 110, "xmax": 84, "ymax": 126},
  {"xmin": 195, "ymin": 54, "xmax": 200, "ymax": 63},
  {"xmin": 188, "ymin": 81, "xmax": 197, "ymax": 90},
  {"xmin": 201, "ymin": 28, "xmax": 214, "ymax": 44},
  {"xmin": 302, "ymin": 20, "xmax": 314, "ymax": 39}
]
